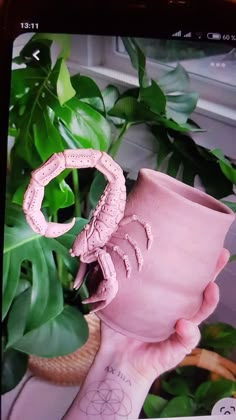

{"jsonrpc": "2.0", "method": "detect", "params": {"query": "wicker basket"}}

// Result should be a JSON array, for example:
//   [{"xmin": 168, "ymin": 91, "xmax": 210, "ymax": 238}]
[
  {"xmin": 29, "ymin": 315, "xmax": 236, "ymax": 393},
  {"xmin": 151, "ymin": 346, "xmax": 236, "ymax": 398},
  {"xmin": 28, "ymin": 313, "xmax": 100, "ymax": 385},
  {"xmin": 179, "ymin": 347, "xmax": 236, "ymax": 381}
]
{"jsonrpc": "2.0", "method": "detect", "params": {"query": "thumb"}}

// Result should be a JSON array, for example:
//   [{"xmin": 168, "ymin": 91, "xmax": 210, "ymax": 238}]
[{"xmin": 175, "ymin": 319, "xmax": 201, "ymax": 354}]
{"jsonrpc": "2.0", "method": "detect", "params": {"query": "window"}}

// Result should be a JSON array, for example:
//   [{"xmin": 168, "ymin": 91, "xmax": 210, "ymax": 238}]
[
  {"xmin": 117, "ymin": 37, "xmax": 236, "ymax": 88},
  {"xmin": 102, "ymin": 37, "xmax": 236, "ymax": 111}
]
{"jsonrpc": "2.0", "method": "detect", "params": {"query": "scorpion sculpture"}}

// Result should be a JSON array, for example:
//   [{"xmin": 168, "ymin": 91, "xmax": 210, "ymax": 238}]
[{"xmin": 23, "ymin": 149, "xmax": 152, "ymax": 311}]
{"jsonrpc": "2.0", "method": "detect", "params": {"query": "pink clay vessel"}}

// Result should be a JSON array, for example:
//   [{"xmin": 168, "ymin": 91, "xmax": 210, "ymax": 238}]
[
  {"xmin": 23, "ymin": 149, "xmax": 235, "ymax": 342},
  {"xmin": 96, "ymin": 169, "xmax": 235, "ymax": 341}
]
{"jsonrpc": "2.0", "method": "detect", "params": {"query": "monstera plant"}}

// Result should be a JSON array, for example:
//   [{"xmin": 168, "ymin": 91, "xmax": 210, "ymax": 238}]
[{"xmin": 2, "ymin": 34, "xmax": 236, "ymax": 394}]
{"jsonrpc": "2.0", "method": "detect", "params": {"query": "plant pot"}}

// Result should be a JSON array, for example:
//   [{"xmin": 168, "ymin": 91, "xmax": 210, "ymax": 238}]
[{"xmin": 96, "ymin": 169, "xmax": 235, "ymax": 342}]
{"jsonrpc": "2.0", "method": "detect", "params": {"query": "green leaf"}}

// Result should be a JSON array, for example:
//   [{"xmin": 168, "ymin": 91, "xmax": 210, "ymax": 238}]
[
  {"xmin": 89, "ymin": 171, "xmax": 107, "ymax": 209},
  {"xmin": 15, "ymin": 278, "xmax": 31, "ymax": 298},
  {"xmin": 51, "ymin": 97, "xmax": 111, "ymax": 151},
  {"xmin": 166, "ymin": 93, "xmax": 199, "ymax": 124},
  {"xmin": 161, "ymin": 376, "xmax": 192, "ymax": 396},
  {"xmin": 156, "ymin": 117, "xmax": 202, "ymax": 133},
  {"xmin": 9, "ymin": 50, "xmax": 110, "ymax": 202},
  {"xmin": 10, "ymin": 67, "xmax": 45, "ymax": 106},
  {"xmin": 229, "ymin": 254, "xmax": 236, "ymax": 262},
  {"xmin": 56, "ymin": 217, "xmax": 88, "ymax": 276},
  {"xmin": 221, "ymin": 201, "xmax": 236, "ymax": 213},
  {"xmin": 3, "ymin": 202, "xmax": 69, "ymax": 327},
  {"xmin": 102, "ymin": 85, "xmax": 120, "ymax": 113},
  {"xmin": 143, "ymin": 394, "xmax": 167, "ymax": 418},
  {"xmin": 34, "ymin": 33, "xmax": 71, "ymax": 59},
  {"xmin": 32, "ymin": 108, "xmax": 64, "ymax": 160},
  {"xmin": 109, "ymin": 96, "xmax": 153, "ymax": 123},
  {"xmin": 12, "ymin": 306, "xmax": 89, "ymax": 357},
  {"xmin": 2, "ymin": 251, "xmax": 18, "ymax": 321},
  {"xmin": 151, "ymin": 126, "xmax": 234, "ymax": 198},
  {"xmin": 158, "ymin": 63, "xmax": 190, "ymax": 94},
  {"xmin": 9, "ymin": 50, "xmax": 58, "ymax": 178},
  {"xmin": 44, "ymin": 178, "xmax": 74, "ymax": 214},
  {"xmin": 11, "ymin": 179, "xmax": 32, "ymax": 207},
  {"xmin": 211, "ymin": 148, "xmax": 236, "ymax": 184},
  {"xmin": 7, "ymin": 289, "xmax": 32, "ymax": 347},
  {"xmin": 158, "ymin": 395, "xmax": 195, "ymax": 418},
  {"xmin": 195, "ymin": 379, "xmax": 236, "ymax": 412},
  {"xmin": 121, "ymin": 37, "xmax": 149, "ymax": 87},
  {"xmin": 71, "ymin": 74, "xmax": 104, "ymax": 112},
  {"xmin": 200, "ymin": 323, "xmax": 236, "ymax": 356},
  {"xmin": 1, "ymin": 348, "xmax": 28, "ymax": 394},
  {"xmin": 56, "ymin": 60, "xmax": 76, "ymax": 105},
  {"xmin": 8, "ymin": 126, "xmax": 18, "ymax": 137},
  {"xmin": 19, "ymin": 37, "xmax": 52, "ymax": 69},
  {"xmin": 140, "ymin": 80, "xmax": 166, "ymax": 114},
  {"xmin": 157, "ymin": 64, "xmax": 199, "ymax": 123}
]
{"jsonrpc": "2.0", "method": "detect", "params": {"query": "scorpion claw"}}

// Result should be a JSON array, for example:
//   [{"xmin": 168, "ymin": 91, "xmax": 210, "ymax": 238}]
[
  {"xmin": 73, "ymin": 261, "xmax": 87, "ymax": 289},
  {"xmin": 82, "ymin": 278, "xmax": 119, "ymax": 313},
  {"xmin": 87, "ymin": 300, "xmax": 110, "ymax": 313}
]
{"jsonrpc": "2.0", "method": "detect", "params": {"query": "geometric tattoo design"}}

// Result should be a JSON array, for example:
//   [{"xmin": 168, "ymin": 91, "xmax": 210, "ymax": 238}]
[{"xmin": 78, "ymin": 379, "xmax": 132, "ymax": 419}]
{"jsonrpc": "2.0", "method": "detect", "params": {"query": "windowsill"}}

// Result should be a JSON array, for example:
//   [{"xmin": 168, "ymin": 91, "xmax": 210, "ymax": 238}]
[{"xmin": 68, "ymin": 62, "xmax": 236, "ymax": 127}]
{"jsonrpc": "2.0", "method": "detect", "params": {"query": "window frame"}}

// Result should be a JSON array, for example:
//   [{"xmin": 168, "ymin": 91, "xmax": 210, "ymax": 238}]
[{"xmin": 68, "ymin": 35, "xmax": 236, "ymax": 126}]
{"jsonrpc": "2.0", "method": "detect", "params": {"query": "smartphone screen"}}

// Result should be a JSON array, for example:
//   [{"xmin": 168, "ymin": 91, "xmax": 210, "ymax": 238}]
[{"xmin": 1, "ymin": 2, "xmax": 236, "ymax": 419}]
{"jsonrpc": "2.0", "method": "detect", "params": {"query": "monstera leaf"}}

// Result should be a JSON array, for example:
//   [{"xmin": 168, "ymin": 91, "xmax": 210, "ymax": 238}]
[
  {"xmin": 9, "ymin": 36, "xmax": 111, "ymax": 205},
  {"xmin": 122, "ymin": 37, "xmax": 149, "ymax": 88},
  {"xmin": 121, "ymin": 38, "xmax": 199, "ymax": 126},
  {"xmin": 3, "ymin": 202, "xmax": 87, "ymax": 330},
  {"xmin": 6, "ymin": 289, "xmax": 89, "ymax": 357},
  {"xmin": 51, "ymin": 96, "xmax": 110, "ymax": 150},
  {"xmin": 151, "ymin": 126, "xmax": 234, "ymax": 198}
]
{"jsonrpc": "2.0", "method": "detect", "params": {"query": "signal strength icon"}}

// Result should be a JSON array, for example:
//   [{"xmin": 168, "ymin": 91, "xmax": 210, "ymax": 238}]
[
  {"xmin": 184, "ymin": 32, "xmax": 192, "ymax": 38},
  {"xmin": 172, "ymin": 30, "xmax": 182, "ymax": 37}
]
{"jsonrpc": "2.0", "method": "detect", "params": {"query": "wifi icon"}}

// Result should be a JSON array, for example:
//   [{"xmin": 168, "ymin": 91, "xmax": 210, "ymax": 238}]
[{"xmin": 196, "ymin": 32, "xmax": 203, "ymax": 39}]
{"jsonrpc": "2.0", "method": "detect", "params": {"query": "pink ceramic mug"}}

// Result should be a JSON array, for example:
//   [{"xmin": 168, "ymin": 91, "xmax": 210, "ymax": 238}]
[{"xmin": 96, "ymin": 169, "xmax": 235, "ymax": 342}]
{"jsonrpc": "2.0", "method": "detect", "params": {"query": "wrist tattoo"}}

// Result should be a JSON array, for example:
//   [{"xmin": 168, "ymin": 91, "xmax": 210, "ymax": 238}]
[
  {"xmin": 78, "ymin": 378, "xmax": 132, "ymax": 419},
  {"xmin": 105, "ymin": 366, "xmax": 132, "ymax": 386}
]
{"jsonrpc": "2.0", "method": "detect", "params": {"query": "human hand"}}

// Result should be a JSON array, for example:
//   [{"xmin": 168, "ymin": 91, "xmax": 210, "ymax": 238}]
[
  {"xmin": 99, "ymin": 248, "xmax": 229, "ymax": 382},
  {"xmin": 63, "ymin": 249, "xmax": 229, "ymax": 420}
]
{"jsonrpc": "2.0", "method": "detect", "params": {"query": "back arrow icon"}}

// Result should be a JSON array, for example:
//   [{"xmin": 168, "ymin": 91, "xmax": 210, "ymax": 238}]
[{"xmin": 33, "ymin": 49, "xmax": 40, "ymax": 61}]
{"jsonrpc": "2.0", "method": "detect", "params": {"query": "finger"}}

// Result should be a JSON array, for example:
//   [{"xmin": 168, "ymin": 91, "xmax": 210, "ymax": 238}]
[
  {"xmin": 175, "ymin": 319, "xmax": 201, "ymax": 353},
  {"xmin": 191, "ymin": 282, "xmax": 219, "ymax": 324},
  {"xmin": 213, "ymin": 248, "xmax": 230, "ymax": 281}
]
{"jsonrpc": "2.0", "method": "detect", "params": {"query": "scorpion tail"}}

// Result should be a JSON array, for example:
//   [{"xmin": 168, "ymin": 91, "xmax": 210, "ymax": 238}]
[{"xmin": 44, "ymin": 218, "xmax": 76, "ymax": 238}]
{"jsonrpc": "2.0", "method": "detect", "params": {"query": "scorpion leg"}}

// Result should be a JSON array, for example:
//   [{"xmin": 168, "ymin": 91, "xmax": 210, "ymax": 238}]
[
  {"xmin": 106, "ymin": 242, "xmax": 132, "ymax": 277},
  {"xmin": 124, "ymin": 234, "xmax": 143, "ymax": 271},
  {"xmin": 119, "ymin": 214, "xmax": 153, "ymax": 249},
  {"xmin": 82, "ymin": 249, "xmax": 118, "ymax": 312}
]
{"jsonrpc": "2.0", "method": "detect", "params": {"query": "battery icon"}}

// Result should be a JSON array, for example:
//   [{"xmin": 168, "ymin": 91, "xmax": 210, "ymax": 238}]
[{"xmin": 207, "ymin": 33, "xmax": 221, "ymax": 40}]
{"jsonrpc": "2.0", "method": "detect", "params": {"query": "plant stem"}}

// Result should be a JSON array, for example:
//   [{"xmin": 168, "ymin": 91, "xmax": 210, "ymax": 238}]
[
  {"xmin": 52, "ymin": 212, "xmax": 67, "ymax": 286},
  {"xmin": 72, "ymin": 169, "xmax": 81, "ymax": 217},
  {"xmin": 109, "ymin": 122, "xmax": 130, "ymax": 158}
]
